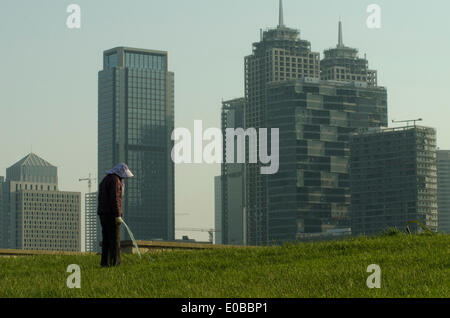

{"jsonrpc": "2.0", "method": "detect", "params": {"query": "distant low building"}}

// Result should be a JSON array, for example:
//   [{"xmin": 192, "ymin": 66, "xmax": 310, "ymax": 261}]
[
  {"xmin": 350, "ymin": 126, "xmax": 438, "ymax": 235},
  {"xmin": 437, "ymin": 150, "xmax": 450, "ymax": 233},
  {"xmin": 0, "ymin": 153, "xmax": 81, "ymax": 251}
]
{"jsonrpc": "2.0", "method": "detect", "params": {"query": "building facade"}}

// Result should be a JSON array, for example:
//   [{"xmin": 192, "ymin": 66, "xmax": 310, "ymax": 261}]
[
  {"xmin": 0, "ymin": 176, "xmax": 4, "ymax": 247},
  {"xmin": 350, "ymin": 126, "xmax": 438, "ymax": 235},
  {"xmin": 242, "ymin": 1, "xmax": 387, "ymax": 245},
  {"xmin": 244, "ymin": 1, "xmax": 321, "ymax": 245},
  {"xmin": 214, "ymin": 176, "xmax": 222, "ymax": 245},
  {"xmin": 220, "ymin": 98, "xmax": 245, "ymax": 245},
  {"xmin": 321, "ymin": 21, "xmax": 377, "ymax": 86},
  {"xmin": 266, "ymin": 79, "xmax": 387, "ymax": 243},
  {"xmin": 437, "ymin": 150, "xmax": 450, "ymax": 233},
  {"xmin": 0, "ymin": 153, "xmax": 81, "ymax": 251},
  {"xmin": 85, "ymin": 191, "xmax": 100, "ymax": 252},
  {"xmin": 98, "ymin": 47, "xmax": 175, "ymax": 241}
]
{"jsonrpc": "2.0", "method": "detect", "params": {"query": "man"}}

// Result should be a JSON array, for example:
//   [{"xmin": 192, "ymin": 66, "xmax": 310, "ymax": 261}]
[{"xmin": 97, "ymin": 163, "xmax": 134, "ymax": 267}]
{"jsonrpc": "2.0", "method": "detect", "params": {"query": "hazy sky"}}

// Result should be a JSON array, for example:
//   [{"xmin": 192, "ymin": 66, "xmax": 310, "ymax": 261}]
[{"xmin": 1, "ymin": 0, "xmax": 449, "ymax": 243}]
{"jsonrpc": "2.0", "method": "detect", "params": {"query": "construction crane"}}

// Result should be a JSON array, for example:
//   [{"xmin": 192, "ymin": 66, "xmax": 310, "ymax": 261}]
[
  {"xmin": 392, "ymin": 118, "xmax": 423, "ymax": 127},
  {"xmin": 79, "ymin": 173, "xmax": 96, "ymax": 194},
  {"xmin": 176, "ymin": 228, "xmax": 221, "ymax": 244}
]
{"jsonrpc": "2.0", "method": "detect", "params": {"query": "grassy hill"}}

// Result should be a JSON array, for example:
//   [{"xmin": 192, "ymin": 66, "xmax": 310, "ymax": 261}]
[{"xmin": 0, "ymin": 233, "xmax": 448, "ymax": 298}]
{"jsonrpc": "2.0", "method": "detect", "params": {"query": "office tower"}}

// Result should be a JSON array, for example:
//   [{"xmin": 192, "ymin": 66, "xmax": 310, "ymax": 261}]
[
  {"xmin": 350, "ymin": 126, "xmax": 438, "ymax": 235},
  {"xmin": 244, "ymin": 0, "xmax": 321, "ymax": 245},
  {"xmin": 214, "ymin": 176, "xmax": 222, "ymax": 244},
  {"xmin": 0, "ymin": 176, "xmax": 4, "ymax": 248},
  {"xmin": 85, "ymin": 192, "xmax": 99, "ymax": 252},
  {"xmin": 266, "ymin": 79, "xmax": 387, "ymax": 242},
  {"xmin": 221, "ymin": 98, "xmax": 245, "ymax": 245},
  {"xmin": 321, "ymin": 21, "xmax": 377, "ymax": 86},
  {"xmin": 437, "ymin": 150, "xmax": 450, "ymax": 233},
  {"xmin": 98, "ymin": 47, "xmax": 175, "ymax": 241},
  {"xmin": 1, "ymin": 153, "xmax": 81, "ymax": 251}
]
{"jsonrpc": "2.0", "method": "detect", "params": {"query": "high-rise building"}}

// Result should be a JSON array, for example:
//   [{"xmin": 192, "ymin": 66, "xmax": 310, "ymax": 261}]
[
  {"xmin": 220, "ymin": 98, "xmax": 245, "ymax": 245},
  {"xmin": 98, "ymin": 47, "xmax": 175, "ymax": 241},
  {"xmin": 321, "ymin": 21, "xmax": 377, "ymax": 86},
  {"xmin": 214, "ymin": 176, "xmax": 222, "ymax": 245},
  {"xmin": 266, "ymin": 79, "xmax": 387, "ymax": 242},
  {"xmin": 244, "ymin": 0, "xmax": 321, "ymax": 245},
  {"xmin": 0, "ymin": 176, "xmax": 5, "ymax": 247},
  {"xmin": 350, "ymin": 126, "xmax": 438, "ymax": 235},
  {"xmin": 85, "ymin": 191, "xmax": 99, "ymax": 252},
  {"xmin": 0, "ymin": 153, "xmax": 81, "ymax": 251},
  {"xmin": 437, "ymin": 150, "xmax": 450, "ymax": 233},
  {"xmin": 243, "ymin": 1, "xmax": 387, "ymax": 245}
]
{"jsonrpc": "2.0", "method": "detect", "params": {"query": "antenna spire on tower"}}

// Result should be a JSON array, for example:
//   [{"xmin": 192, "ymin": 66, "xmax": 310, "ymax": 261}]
[
  {"xmin": 278, "ymin": 0, "xmax": 285, "ymax": 28},
  {"xmin": 338, "ymin": 19, "xmax": 344, "ymax": 48}
]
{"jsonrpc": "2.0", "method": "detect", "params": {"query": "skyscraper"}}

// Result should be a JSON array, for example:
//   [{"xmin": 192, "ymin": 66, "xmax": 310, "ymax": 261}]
[
  {"xmin": 350, "ymin": 126, "xmax": 438, "ymax": 235},
  {"xmin": 266, "ymin": 78, "xmax": 387, "ymax": 242},
  {"xmin": 98, "ymin": 47, "xmax": 175, "ymax": 241},
  {"xmin": 214, "ymin": 176, "xmax": 223, "ymax": 245},
  {"xmin": 243, "ymin": 1, "xmax": 387, "ymax": 245},
  {"xmin": 0, "ymin": 153, "xmax": 81, "ymax": 251},
  {"xmin": 437, "ymin": 150, "xmax": 450, "ymax": 233},
  {"xmin": 0, "ymin": 176, "xmax": 5, "ymax": 247},
  {"xmin": 220, "ymin": 98, "xmax": 245, "ymax": 245},
  {"xmin": 244, "ymin": 0, "xmax": 321, "ymax": 245}
]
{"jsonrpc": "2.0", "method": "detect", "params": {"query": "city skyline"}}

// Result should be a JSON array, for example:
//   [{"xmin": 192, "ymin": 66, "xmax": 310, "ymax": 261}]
[{"xmin": 1, "ymin": 0, "xmax": 449, "ymax": 241}]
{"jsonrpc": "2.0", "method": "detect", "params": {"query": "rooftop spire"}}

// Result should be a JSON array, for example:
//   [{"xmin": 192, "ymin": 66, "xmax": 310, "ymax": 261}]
[
  {"xmin": 338, "ymin": 19, "xmax": 344, "ymax": 48},
  {"xmin": 278, "ymin": 0, "xmax": 285, "ymax": 28}
]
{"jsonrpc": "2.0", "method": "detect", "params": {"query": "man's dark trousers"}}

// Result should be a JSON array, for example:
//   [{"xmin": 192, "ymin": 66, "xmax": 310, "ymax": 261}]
[{"xmin": 100, "ymin": 215, "xmax": 121, "ymax": 267}]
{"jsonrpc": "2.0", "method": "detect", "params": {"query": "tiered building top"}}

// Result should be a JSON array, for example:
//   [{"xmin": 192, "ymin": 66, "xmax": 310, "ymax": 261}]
[{"xmin": 321, "ymin": 21, "xmax": 378, "ymax": 87}]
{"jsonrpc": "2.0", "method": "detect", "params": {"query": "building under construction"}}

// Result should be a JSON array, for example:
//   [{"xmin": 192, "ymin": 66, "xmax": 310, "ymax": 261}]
[
  {"xmin": 244, "ymin": 1, "xmax": 322, "ymax": 246},
  {"xmin": 321, "ymin": 21, "xmax": 377, "ymax": 87},
  {"xmin": 350, "ymin": 126, "xmax": 438, "ymax": 235},
  {"xmin": 243, "ymin": 0, "xmax": 387, "ymax": 245},
  {"xmin": 266, "ymin": 79, "xmax": 387, "ymax": 243}
]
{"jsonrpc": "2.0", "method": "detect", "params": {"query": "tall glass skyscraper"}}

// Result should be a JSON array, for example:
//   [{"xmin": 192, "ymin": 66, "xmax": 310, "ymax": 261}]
[{"xmin": 98, "ymin": 47, "xmax": 175, "ymax": 241}]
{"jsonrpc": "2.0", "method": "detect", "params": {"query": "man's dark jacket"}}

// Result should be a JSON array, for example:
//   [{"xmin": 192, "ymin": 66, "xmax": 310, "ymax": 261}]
[{"xmin": 97, "ymin": 174, "xmax": 123, "ymax": 217}]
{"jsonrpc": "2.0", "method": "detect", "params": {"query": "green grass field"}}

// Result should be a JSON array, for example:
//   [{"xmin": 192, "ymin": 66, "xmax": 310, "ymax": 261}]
[{"xmin": 0, "ymin": 233, "xmax": 448, "ymax": 298}]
